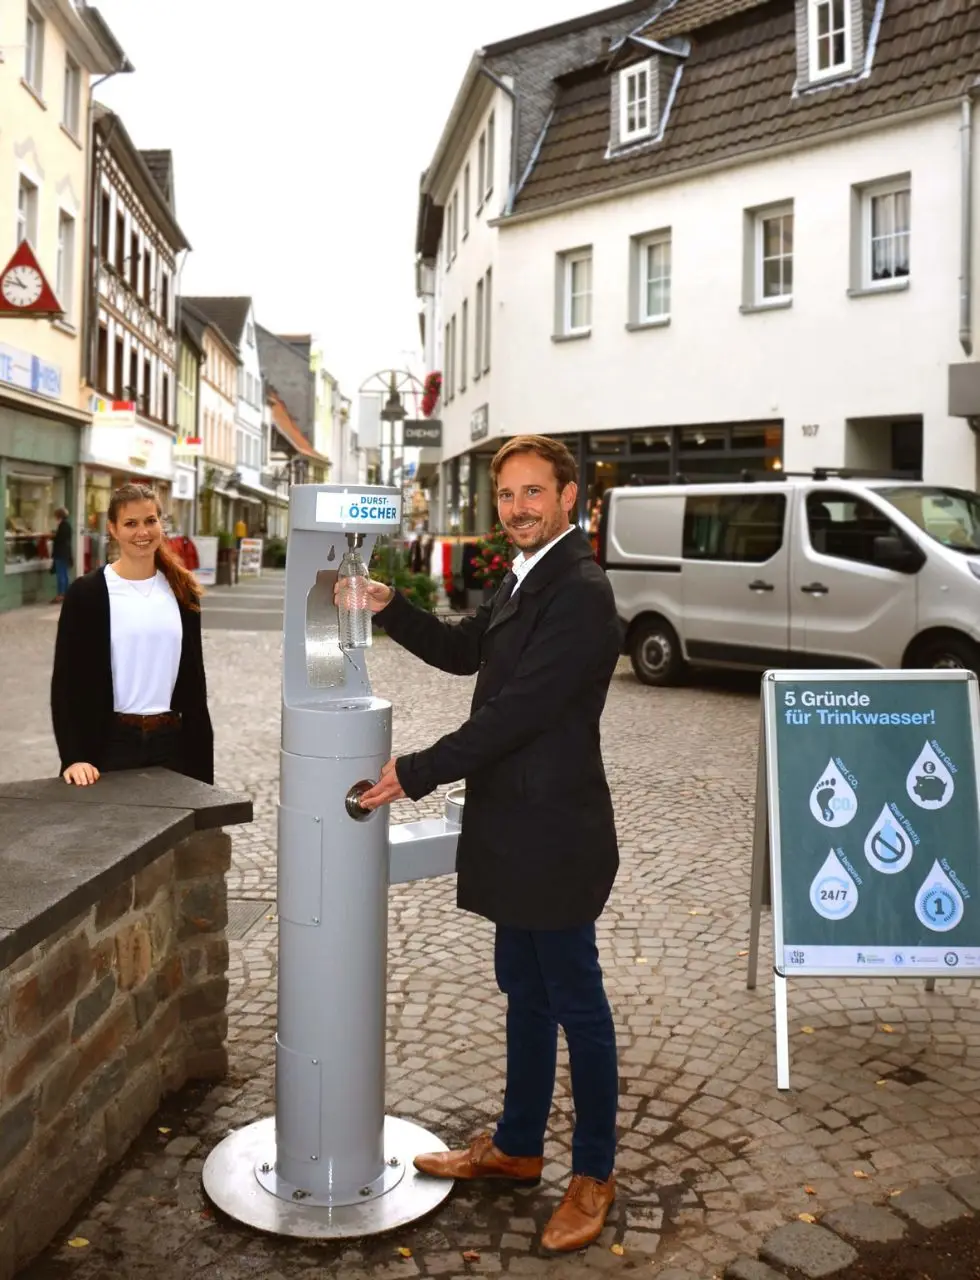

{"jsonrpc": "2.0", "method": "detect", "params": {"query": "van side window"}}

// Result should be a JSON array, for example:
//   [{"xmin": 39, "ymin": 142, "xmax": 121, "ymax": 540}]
[
  {"xmin": 806, "ymin": 491, "xmax": 904, "ymax": 565},
  {"xmin": 682, "ymin": 494, "xmax": 786, "ymax": 562}
]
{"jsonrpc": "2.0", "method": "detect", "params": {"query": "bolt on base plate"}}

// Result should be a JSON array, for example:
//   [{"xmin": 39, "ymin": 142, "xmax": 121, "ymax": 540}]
[{"xmin": 202, "ymin": 1115, "xmax": 454, "ymax": 1239}]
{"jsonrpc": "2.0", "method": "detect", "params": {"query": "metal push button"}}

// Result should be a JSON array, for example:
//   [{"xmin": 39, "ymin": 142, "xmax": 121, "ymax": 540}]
[{"xmin": 345, "ymin": 780, "xmax": 375, "ymax": 821}]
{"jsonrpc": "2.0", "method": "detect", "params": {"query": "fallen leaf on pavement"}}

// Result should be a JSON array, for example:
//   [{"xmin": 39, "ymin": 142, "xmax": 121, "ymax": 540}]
[
  {"xmin": 876, "ymin": 1079, "xmax": 888, "ymax": 1086},
  {"xmin": 462, "ymin": 1250, "xmax": 481, "ymax": 1261},
  {"xmin": 737, "ymin": 950, "xmax": 749, "ymax": 957},
  {"xmin": 880, "ymin": 1024, "xmax": 895, "ymax": 1033},
  {"xmin": 397, "ymin": 1247, "xmax": 413, "ymax": 1257},
  {"xmin": 688, "ymin": 909, "xmax": 700, "ymax": 916},
  {"xmin": 636, "ymin": 957, "xmax": 648, "ymax": 964},
  {"xmin": 611, "ymin": 1243, "xmax": 625, "ymax": 1255},
  {"xmin": 853, "ymin": 1170, "xmax": 871, "ymax": 1179},
  {"xmin": 67, "ymin": 1239, "xmax": 89, "ymax": 1249},
  {"xmin": 801, "ymin": 1026, "xmax": 815, "ymax": 1035},
  {"xmin": 804, "ymin": 1185, "xmax": 817, "ymax": 1195},
  {"xmin": 798, "ymin": 1213, "xmax": 817, "ymax": 1224},
  {"xmin": 889, "ymin": 1188, "xmax": 904, "ymax": 1197}
]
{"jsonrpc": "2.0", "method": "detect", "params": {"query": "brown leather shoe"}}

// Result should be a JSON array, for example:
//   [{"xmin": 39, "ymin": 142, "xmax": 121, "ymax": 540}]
[
  {"xmin": 413, "ymin": 1132, "xmax": 542, "ymax": 1182},
  {"xmin": 541, "ymin": 1174, "xmax": 616, "ymax": 1252}
]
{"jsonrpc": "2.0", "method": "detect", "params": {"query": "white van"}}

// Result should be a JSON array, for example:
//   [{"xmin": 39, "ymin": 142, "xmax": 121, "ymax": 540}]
[{"xmin": 599, "ymin": 473, "xmax": 980, "ymax": 685}]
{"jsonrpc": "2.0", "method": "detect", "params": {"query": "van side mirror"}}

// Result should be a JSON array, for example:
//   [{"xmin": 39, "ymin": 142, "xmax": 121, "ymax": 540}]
[{"xmin": 873, "ymin": 534, "xmax": 924, "ymax": 574}]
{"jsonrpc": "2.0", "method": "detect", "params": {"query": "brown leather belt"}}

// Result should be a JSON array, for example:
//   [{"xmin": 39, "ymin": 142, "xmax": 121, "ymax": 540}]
[{"xmin": 114, "ymin": 711, "xmax": 181, "ymax": 731}]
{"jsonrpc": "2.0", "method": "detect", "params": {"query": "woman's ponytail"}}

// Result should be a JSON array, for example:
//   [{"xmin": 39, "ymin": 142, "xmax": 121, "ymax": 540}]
[{"xmin": 155, "ymin": 538, "xmax": 203, "ymax": 612}]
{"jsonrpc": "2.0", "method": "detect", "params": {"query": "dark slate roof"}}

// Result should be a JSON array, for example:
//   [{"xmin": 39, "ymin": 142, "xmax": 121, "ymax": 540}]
[
  {"xmin": 636, "ymin": 0, "xmax": 773, "ymax": 40},
  {"xmin": 514, "ymin": 0, "xmax": 980, "ymax": 215},
  {"xmin": 140, "ymin": 150, "xmax": 174, "ymax": 208},
  {"xmin": 182, "ymin": 296, "xmax": 251, "ymax": 350},
  {"xmin": 180, "ymin": 298, "xmax": 242, "ymax": 362},
  {"xmin": 179, "ymin": 302, "xmax": 206, "ymax": 353}
]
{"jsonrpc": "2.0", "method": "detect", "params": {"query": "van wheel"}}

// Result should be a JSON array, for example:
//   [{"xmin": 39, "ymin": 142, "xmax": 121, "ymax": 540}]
[
  {"xmin": 630, "ymin": 619, "xmax": 684, "ymax": 686},
  {"xmin": 911, "ymin": 634, "xmax": 980, "ymax": 677}
]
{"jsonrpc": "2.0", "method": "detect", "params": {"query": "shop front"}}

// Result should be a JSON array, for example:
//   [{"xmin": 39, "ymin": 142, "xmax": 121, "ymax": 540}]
[
  {"xmin": 80, "ymin": 402, "xmax": 175, "ymax": 571},
  {"xmin": 442, "ymin": 420, "xmax": 784, "ymax": 539},
  {"xmin": 0, "ymin": 355, "xmax": 84, "ymax": 611}
]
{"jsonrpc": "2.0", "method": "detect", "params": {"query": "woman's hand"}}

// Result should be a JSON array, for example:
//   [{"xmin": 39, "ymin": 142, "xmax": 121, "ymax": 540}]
[
  {"xmin": 63, "ymin": 762, "xmax": 100, "ymax": 786},
  {"xmin": 332, "ymin": 578, "xmax": 395, "ymax": 613}
]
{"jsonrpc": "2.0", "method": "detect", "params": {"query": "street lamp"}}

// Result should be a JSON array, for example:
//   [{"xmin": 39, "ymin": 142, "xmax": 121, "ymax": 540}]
[{"xmin": 379, "ymin": 375, "xmax": 407, "ymax": 488}]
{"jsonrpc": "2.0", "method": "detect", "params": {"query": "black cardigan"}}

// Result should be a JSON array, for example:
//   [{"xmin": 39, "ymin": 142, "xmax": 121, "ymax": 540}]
[{"xmin": 51, "ymin": 568, "xmax": 214, "ymax": 784}]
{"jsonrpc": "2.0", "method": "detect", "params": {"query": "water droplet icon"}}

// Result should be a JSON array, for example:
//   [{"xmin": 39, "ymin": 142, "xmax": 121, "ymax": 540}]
[
  {"xmin": 914, "ymin": 860, "xmax": 965, "ymax": 933},
  {"xmin": 864, "ymin": 804, "xmax": 913, "ymax": 875},
  {"xmin": 906, "ymin": 742, "xmax": 954, "ymax": 810},
  {"xmin": 809, "ymin": 759, "xmax": 858, "ymax": 828},
  {"xmin": 810, "ymin": 849, "xmax": 859, "ymax": 920}
]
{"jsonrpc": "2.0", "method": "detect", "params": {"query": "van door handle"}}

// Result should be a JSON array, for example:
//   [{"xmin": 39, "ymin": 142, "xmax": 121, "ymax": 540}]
[
  {"xmin": 801, "ymin": 582, "xmax": 829, "ymax": 595},
  {"xmin": 748, "ymin": 580, "xmax": 775, "ymax": 592}
]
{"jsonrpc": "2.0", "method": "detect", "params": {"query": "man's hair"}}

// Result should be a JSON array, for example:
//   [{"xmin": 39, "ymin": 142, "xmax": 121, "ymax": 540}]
[{"xmin": 490, "ymin": 435, "xmax": 578, "ymax": 492}]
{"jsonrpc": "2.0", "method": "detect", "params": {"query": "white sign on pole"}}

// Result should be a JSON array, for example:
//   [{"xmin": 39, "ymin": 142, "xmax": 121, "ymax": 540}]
[{"xmin": 315, "ymin": 490, "xmax": 402, "ymax": 528}]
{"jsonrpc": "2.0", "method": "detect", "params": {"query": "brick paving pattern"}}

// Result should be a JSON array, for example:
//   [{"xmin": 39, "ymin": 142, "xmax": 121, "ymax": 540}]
[{"xmin": 2, "ymin": 599, "xmax": 979, "ymax": 1278}]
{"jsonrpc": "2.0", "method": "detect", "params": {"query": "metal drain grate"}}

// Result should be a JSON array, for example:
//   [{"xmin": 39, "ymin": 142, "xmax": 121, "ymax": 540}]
[{"xmin": 227, "ymin": 899, "xmax": 275, "ymax": 941}]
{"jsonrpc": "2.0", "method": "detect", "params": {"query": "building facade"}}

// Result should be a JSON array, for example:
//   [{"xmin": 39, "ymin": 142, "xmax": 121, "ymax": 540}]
[
  {"xmin": 80, "ymin": 107, "xmax": 189, "ymax": 568},
  {"xmin": 414, "ymin": 0, "xmax": 658, "ymax": 533},
  {"xmin": 417, "ymin": 0, "xmax": 980, "ymax": 537},
  {"xmin": 184, "ymin": 301, "xmax": 239, "ymax": 536},
  {"xmin": 0, "ymin": 0, "xmax": 128, "ymax": 608},
  {"xmin": 173, "ymin": 306, "xmax": 204, "ymax": 536}
]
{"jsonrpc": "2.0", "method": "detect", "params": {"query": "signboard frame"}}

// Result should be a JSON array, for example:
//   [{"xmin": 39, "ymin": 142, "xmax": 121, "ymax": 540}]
[
  {"xmin": 747, "ymin": 668, "xmax": 980, "ymax": 1089},
  {"xmin": 238, "ymin": 537, "xmax": 263, "ymax": 578}
]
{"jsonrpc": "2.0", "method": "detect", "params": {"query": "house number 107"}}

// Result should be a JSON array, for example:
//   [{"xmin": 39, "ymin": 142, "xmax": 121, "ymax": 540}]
[{"xmin": 801, "ymin": 423, "xmax": 820, "ymax": 437}]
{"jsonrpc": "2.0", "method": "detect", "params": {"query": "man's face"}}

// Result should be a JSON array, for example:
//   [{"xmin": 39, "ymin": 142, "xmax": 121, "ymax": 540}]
[{"xmin": 496, "ymin": 451, "xmax": 577, "ymax": 556}]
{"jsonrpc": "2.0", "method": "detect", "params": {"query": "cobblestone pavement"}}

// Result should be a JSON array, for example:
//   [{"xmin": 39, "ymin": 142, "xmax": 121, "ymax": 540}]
[{"xmin": 3, "ymin": 600, "xmax": 980, "ymax": 1279}]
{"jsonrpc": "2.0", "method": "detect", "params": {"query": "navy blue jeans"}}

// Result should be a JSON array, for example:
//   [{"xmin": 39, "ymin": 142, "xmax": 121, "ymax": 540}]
[
  {"xmin": 492, "ymin": 923, "xmax": 618, "ymax": 1182},
  {"xmin": 54, "ymin": 558, "xmax": 70, "ymax": 597}
]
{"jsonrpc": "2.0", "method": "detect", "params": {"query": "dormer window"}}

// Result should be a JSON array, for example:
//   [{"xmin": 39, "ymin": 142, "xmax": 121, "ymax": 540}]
[
  {"xmin": 619, "ymin": 61, "xmax": 653, "ymax": 143},
  {"xmin": 808, "ymin": 0, "xmax": 852, "ymax": 81}
]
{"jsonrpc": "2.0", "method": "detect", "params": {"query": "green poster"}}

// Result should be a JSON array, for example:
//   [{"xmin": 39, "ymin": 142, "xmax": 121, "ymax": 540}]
[{"xmin": 764, "ymin": 671, "xmax": 980, "ymax": 978}]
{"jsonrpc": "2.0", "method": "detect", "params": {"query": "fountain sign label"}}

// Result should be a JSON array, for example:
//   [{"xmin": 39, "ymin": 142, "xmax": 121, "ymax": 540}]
[{"xmin": 762, "ymin": 671, "xmax": 980, "ymax": 978}]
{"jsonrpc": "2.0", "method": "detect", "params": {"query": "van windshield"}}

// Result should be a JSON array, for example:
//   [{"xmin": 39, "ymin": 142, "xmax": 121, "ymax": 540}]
[{"xmin": 878, "ymin": 487, "xmax": 980, "ymax": 554}]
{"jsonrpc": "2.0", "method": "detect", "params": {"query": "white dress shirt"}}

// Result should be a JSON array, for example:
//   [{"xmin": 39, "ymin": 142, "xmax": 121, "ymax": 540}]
[
  {"xmin": 510, "ymin": 524, "xmax": 577, "ymax": 596},
  {"xmin": 105, "ymin": 565, "xmax": 182, "ymax": 713}
]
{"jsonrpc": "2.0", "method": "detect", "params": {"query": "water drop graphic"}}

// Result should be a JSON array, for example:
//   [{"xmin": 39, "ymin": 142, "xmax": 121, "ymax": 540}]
[
  {"xmin": 809, "ymin": 759, "xmax": 858, "ymax": 828},
  {"xmin": 864, "ymin": 804, "xmax": 913, "ymax": 875},
  {"xmin": 914, "ymin": 860, "xmax": 965, "ymax": 933},
  {"xmin": 810, "ymin": 849, "xmax": 859, "ymax": 920},
  {"xmin": 906, "ymin": 742, "xmax": 954, "ymax": 810}
]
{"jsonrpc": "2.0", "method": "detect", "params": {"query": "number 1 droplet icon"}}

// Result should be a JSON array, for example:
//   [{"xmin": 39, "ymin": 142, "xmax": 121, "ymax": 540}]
[{"xmin": 914, "ymin": 860, "xmax": 965, "ymax": 933}]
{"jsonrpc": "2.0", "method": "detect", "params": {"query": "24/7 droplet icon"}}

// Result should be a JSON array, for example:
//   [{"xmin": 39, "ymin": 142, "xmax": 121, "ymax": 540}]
[
  {"xmin": 914, "ymin": 860, "xmax": 965, "ymax": 933},
  {"xmin": 810, "ymin": 849, "xmax": 859, "ymax": 920},
  {"xmin": 864, "ymin": 804, "xmax": 913, "ymax": 876},
  {"xmin": 809, "ymin": 759, "xmax": 858, "ymax": 828}
]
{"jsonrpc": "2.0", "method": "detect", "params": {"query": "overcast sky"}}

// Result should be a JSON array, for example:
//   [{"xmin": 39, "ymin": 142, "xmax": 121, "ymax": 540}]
[{"xmin": 92, "ymin": 0, "xmax": 607, "ymax": 401}]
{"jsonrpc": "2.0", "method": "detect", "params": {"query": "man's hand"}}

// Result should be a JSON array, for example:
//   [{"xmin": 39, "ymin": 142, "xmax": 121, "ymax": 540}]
[
  {"xmin": 64, "ymin": 762, "xmax": 100, "ymax": 786},
  {"xmin": 359, "ymin": 758, "xmax": 406, "ymax": 810},
  {"xmin": 332, "ymin": 578, "xmax": 394, "ymax": 613}
]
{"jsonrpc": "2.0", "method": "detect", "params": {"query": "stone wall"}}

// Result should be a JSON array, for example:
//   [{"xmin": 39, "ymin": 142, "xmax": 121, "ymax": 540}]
[{"xmin": 0, "ymin": 827, "xmax": 232, "ymax": 1279}]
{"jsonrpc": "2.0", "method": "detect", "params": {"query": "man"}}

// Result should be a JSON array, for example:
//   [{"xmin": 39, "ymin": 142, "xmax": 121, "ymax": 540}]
[
  {"xmin": 354, "ymin": 435, "xmax": 622, "ymax": 1252},
  {"xmin": 51, "ymin": 506, "xmax": 73, "ymax": 603}
]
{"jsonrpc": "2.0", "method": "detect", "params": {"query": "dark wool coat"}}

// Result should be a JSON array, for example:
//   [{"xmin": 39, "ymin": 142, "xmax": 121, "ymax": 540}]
[
  {"xmin": 384, "ymin": 527, "xmax": 621, "ymax": 930},
  {"xmin": 51, "ymin": 568, "xmax": 214, "ymax": 784}
]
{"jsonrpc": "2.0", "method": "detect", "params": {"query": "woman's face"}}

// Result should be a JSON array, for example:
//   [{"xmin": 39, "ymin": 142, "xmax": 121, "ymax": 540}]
[{"xmin": 108, "ymin": 499, "xmax": 162, "ymax": 564}]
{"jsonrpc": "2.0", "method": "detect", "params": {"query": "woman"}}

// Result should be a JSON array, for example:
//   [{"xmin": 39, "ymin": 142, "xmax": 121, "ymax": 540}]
[{"xmin": 51, "ymin": 482, "xmax": 213, "ymax": 786}]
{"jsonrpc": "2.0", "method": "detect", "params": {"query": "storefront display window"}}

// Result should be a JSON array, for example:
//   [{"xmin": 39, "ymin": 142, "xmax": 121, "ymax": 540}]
[{"xmin": 4, "ymin": 471, "xmax": 65, "ymax": 572}]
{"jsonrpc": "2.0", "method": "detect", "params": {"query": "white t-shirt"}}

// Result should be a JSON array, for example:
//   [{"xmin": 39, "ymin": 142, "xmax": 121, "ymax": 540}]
[{"xmin": 104, "ymin": 565, "xmax": 183, "ymax": 714}]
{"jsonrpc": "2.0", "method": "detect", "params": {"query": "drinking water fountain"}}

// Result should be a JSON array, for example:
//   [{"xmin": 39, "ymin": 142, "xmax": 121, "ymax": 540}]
[{"xmin": 202, "ymin": 484, "xmax": 462, "ymax": 1237}]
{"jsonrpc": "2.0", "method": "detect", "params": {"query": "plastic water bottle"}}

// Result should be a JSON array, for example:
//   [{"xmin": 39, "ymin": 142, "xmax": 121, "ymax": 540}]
[{"xmin": 337, "ymin": 545, "xmax": 372, "ymax": 649}]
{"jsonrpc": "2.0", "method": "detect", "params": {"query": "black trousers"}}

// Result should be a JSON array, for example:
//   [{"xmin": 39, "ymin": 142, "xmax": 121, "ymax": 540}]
[{"xmin": 102, "ymin": 717, "xmax": 181, "ymax": 773}]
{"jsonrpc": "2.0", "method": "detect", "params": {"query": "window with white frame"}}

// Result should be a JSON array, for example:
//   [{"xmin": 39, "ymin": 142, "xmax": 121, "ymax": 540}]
[
  {"xmin": 474, "ymin": 277, "xmax": 484, "ymax": 381},
  {"xmin": 620, "ymin": 61, "xmax": 653, "ymax": 143},
  {"xmin": 16, "ymin": 176, "xmax": 38, "ymax": 247},
  {"xmin": 452, "ymin": 189, "xmax": 459, "ymax": 259},
  {"xmin": 463, "ymin": 163, "xmax": 471, "ymax": 238},
  {"xmin": 461, "ymin": 299, "xmax": 469, "ymax": 392},
  {"xmin": 477, "ymin": 133, "xmax": 486, "ymax": 210},
  {"xmin": 483, "ymin": 267, "xmax": 492, "ymax": 372},
  {"xmin": 24, "ymin": 5, "xmax": 44, "ymax": 94},
  {"xmin": 485, "ymin": 113, "xmax": 495, "ymax": 200},
  {"xmin": 640, "ymin": 232, "xmax": 671, "ymax": 322},
  {"xmin": 63, "ymin": 55, "xmax": 80, "ymax": 134},
  {"xmin": 863, "ymin": 181, "xmax": 910, "ymax": 286},
  {"xmin": 56, "ymin": 210, "xmax": 75, "ymax": 311},
  {"xmin": 449, "ymin": 314, "xmax": 457, "ymax": 399},
  {"xmin": 560, "ymin": 249, "xmax": 593, "ymax": 335},
  {"xmin": 808, "ymin": 0, "xmax": 851, "ymax": 79},
  {"xmin": 756, "ymin": 206, "xmax": 794, "ymax": 303}
]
